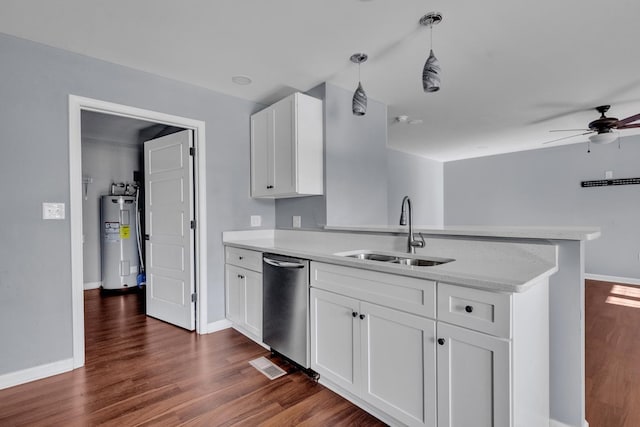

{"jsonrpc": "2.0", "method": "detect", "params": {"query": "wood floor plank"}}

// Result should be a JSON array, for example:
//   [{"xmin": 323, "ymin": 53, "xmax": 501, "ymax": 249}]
[
  {"xmin": 586, "ymin": 280, "xmax": 640, "ymax": 427},
  {"xmin": 0, "ymin": 289, "xmax": 383, "ymax": 426}
]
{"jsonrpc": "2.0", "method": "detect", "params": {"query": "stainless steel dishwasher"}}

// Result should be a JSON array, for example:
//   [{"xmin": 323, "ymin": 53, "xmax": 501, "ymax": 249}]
[{"xmin": 262, "ymin": 253, "xmax": 310, "ymax": 369}]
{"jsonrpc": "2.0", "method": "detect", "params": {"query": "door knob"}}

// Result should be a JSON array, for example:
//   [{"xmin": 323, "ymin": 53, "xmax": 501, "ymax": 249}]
[
  {"xmin": 437, "ymin": 338, "xmax": 446, "ymax": 345},
  {"xmin": 465, "ymin": 305, "xmax": 473, "ymax": 313}
]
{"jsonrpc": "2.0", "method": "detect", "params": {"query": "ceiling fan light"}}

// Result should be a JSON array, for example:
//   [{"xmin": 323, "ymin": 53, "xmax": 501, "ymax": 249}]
[
  {"xmin": 352, "ymin": 82, "xmax": 367, "ymax": 116},
  {"xmin": 422, "ymin": 49, "xmax": 441, "ymax": 92},
  {"xmin": 589, "ymin": 132, "xmax": 617, "ymax": 145}
]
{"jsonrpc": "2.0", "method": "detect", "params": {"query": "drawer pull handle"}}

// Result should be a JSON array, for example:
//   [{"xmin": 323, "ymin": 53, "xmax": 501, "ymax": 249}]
[
  {"xmin": 437, "ymin": 338, "xmax": 446, "ymax": 346},
  {"xmin": 352, "ymin": 312, "xmax": 358, "ymax": 318},
  {"xmin": 359, "ymin": 314, "xmax": 366, "ymax": 320},
  {"xmin": 237, "ymin": 274, "xmax": 245, "ymax": 279},
  {"xmin": 267, "ymin": 185, "xmax": 274, "ymax": 189},
  {"xmin": 465, "ymin": 305, "xmax": 474, "ymax": 313}
]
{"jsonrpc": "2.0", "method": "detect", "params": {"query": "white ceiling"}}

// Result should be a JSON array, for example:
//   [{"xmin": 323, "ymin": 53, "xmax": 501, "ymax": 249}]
[{"xmin": 2, "ymin": 0, "xmax": 640, "ymax": 161}]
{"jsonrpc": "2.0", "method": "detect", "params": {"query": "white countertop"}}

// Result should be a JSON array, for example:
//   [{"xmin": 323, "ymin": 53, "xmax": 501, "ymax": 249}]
[{"xmin": 222, "ymin": 228, "xmax": 566, "ymax": 293}]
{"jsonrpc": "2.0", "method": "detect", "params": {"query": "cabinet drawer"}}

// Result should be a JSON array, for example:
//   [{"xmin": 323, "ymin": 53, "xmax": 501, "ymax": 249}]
[
  {"xmin": 311, "ymin": 262, "xmax": 435, "ymax": 318},
  {"xmin": 225, "ymin": 247, "xmax": 262, "ymax": 272},
  {"xmin": 437, "ymin": 283, "xmax": 511, "ymax": 338}
]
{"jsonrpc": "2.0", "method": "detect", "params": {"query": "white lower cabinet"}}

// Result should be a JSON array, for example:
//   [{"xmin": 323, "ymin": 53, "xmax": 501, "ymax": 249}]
[
  {"xmin": 436, "ymin": 322, "xmax": 510, "ymax": 427},
  {"xmin": 311, "ymin": 288, "xmax": 437, "ymax": 427},
  {"xmin": 310, "ymin": 261, "xmax": 549, "ymax": 427},
  {"xmin": 224, "ymin": 247, "xmax": 263, "ymax": 343}
]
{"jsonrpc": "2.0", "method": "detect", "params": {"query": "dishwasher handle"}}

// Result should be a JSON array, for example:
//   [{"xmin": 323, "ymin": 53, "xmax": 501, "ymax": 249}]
[{"xmin": 264, "ymin": 257, "xmax": 306, "ymax": 269}]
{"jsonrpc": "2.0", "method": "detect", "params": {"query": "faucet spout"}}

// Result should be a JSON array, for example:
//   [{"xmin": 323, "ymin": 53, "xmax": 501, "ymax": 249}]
[{"xmin": 399, "ymin": 196, "xmax": 425, "ymax": 254}]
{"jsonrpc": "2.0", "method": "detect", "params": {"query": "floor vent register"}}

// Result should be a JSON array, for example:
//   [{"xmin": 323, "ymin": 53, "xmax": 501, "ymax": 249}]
[{"xmin": 249, "ymin": 356, "xmax": 286, "ymax": 380}]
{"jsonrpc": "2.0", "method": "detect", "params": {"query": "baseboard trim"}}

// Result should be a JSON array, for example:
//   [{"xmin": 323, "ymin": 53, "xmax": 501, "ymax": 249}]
[
  {"xmin": 0, "ymin": 358, "xmax": 74, "ymax": 391},
  {"xmin": 549, "ymin": 418, "xmax": 589, "ymax": 427},
  {"xmin": 205, "ymin": 318, "xmax": 232, "ymax": 334},
  {"xmin": 83, "ymin": 281, "xmax": 102, "ymax": 290},
  {"xmin": 585, "ymin": 273, "xmax": 640, "ymax": 286}
]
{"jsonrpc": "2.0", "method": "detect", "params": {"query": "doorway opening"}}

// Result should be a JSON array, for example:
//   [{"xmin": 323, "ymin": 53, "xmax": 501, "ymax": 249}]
[{"xmin": 69, "ymin": 95, "xmax": 208, "ymax": 369}]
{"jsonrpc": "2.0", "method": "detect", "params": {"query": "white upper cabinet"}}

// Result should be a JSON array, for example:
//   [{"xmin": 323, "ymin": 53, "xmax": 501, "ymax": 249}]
[{"xmin": 250, "ymin": 92, "xmax": 323, "ymax": 198}]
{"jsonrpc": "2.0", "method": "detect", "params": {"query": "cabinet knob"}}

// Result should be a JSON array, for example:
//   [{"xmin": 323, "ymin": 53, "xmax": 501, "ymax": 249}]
[
  {"xmin": 359, "ymin": 314, "xmax": 366, "ymax": 320},
  {"xmin": 266, "ymin": 185, "xmax": 274, "ymax": 189},
  {"xmin": 237, "ymin": 274, "xmax": 244, "ymax": 279},
  {"xmin": 239, "ymin": 256, "xmax": 243, "ymax": 260},
  {"xmin": 437, "ymin": 338, "xmax": 446, "ymax": 346},
  {"xmin": 465, "ymin": 305, "xmax": 473, "ymax": 313},
  {"xmin": 352, "ymin": 312, "xmax": 358, "ymax": 318}
]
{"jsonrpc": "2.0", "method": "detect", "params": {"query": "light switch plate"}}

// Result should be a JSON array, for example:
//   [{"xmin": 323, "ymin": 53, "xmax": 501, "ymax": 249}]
[
  {"xmin": 250, "ymin": 215, "xmax": 261, "ymax": 227},
  {"xmin": 293, "ymin": 216, "xmax": 302, "ymax": 228},
  {"xmin": 43, "ymin": 202, "xmax": 65, "ymax": 220},
  {"xmin": 605, "ymin": 170, "xmax": 613, "ymax": 179}
]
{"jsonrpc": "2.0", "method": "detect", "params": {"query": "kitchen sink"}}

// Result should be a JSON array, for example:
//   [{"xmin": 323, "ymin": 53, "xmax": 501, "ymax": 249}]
[
  {"xmin": 391, "ymin": 258, "xmax": 445, "ymax": 267},
  {"xmin": 347, "ymin": 253, "xmax": 399, "ymax": 262},
  {"xmin": 340, "ymin": 251, "xmax": 453, "ymax": 267}
]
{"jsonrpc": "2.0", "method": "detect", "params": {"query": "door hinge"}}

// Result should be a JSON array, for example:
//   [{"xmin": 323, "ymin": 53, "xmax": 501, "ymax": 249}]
[
  {"xmin": 191, "ymin": 293, "xmax": 197, "ymax": 303},
  {"xmin": 190, "ymin": 220, "xmax": 196, "ymax": 230},
  {"xmin": 189, "ymin": 147, "xmax": 195, "ymax": 156}
]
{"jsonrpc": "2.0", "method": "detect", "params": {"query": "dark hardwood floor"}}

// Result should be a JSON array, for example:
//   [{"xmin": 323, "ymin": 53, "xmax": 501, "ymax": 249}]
[
  {"xmin": 3, "ymin": 280, "xmax": 638, "ymax": 426},
  {"xmin": 586, "ymin": 280, "xmax": 640, "ymax": 427},
  {"xmin": 0, "ymin": 288, "xmax": 385, "ymax": 426}
]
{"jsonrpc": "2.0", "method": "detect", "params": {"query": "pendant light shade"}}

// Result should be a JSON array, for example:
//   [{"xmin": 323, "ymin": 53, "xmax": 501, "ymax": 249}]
[
  {"xmin": 419, "ymin": 12, "xmax": 443, "ymax": 93},
  {"xmin": 352, "ymin": 82, "xmax": 367, "ymax": 116},
  {"xmin": 350, "ymin": 53, "xmax": 368, "ymax": 116},
  {"xmin": 422, "ymin": 49, "xmax": 441, "ymax": 92}
]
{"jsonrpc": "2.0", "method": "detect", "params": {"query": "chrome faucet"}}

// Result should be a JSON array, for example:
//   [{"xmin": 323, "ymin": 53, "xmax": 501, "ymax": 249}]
[{"xmin": 399, "ymin": 196, "xmax": 425, "ymax": 254}]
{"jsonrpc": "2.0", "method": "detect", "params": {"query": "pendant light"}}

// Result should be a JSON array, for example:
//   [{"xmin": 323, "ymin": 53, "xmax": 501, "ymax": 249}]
[
  {"xmin": 419, "ymin": 12, "xmax": 442, "ymax": 93},
  {"xmin": 350, "ymin": 53, "xmax": 368, "ymax": 116}
]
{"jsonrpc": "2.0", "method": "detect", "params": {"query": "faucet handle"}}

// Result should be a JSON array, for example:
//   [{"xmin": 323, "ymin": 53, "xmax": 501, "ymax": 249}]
[{"xmin": 411, "ymin": 232, "xmax": 426, "ymax": 248}]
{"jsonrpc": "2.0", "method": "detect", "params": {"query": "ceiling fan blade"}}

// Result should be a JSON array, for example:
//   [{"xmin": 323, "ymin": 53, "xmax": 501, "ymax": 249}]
[
  {"xmin": 542, "ymin": 131, "xmax": 593, "ymax": 145},
  {"xmin": 617, "ymin": 113, "xmax": 640, "ymax": 126},
  {"xmin": 549, "ymin": 129, "xmax": 590, "ymax": 132},
  {"xmin": 618, "ymin": 123, "xmax": 640, "ymax": 129}
]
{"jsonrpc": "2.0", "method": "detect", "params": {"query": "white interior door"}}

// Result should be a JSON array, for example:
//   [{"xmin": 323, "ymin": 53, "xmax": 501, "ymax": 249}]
[{"xmin": 144, "ymin": 130, "xmax": 195, "ymax": 330}]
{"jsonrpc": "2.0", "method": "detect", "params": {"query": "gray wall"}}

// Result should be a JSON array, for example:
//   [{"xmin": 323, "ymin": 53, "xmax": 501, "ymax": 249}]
[
  {"xmin": 276, "ymin": 84, "xmax": 445, "ymax": 229},
  {"xmin": 0, "ymin": 33, "xmax": 273, "ymax": 375},
  {"xmin": 276, "ymin": 83, "xmax": 393, "ymax": 228},
  {"xmin": 445, "ymin": 136, "xmax": 640, "ymax": 279},
  {"xmin": 387, "ymin": 149, "xmax": 444, "ymax": 226},
  {"xmin": 81, "ymin": 138, "xmax": 141, "ymax": 286}
]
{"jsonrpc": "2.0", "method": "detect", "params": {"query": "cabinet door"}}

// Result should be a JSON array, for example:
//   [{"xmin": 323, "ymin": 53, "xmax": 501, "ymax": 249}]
[
  {"xmin": 310, "ymin": 288, "xmax": 360, "ymax": 395},
  {"xmin": 250, "ymin": 107, "xmax": 271, "ymax": 197},
  {"xmin": 242, "ymin": 269, "xmax": 263, "ymax": 339},
  {"xmin": 437, "ymin": 322, "xmax": 510, "ymax": 427},
  {"xmin": 361, "ymin": 302, "xmax": 437, "ymax": 427},
  {"xmin": 225, "ymin": 264, "xmax": 244, "ymax": 325},
  {"xmin": 271, "ymin": 94, "xmax": 296, "ymax": 195}
]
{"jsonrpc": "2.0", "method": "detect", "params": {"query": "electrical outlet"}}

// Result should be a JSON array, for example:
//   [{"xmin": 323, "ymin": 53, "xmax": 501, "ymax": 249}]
[
  {"xmin": 292, "ymin": 216, "xmax": 302, "ymax": 228},
  {"xmin": 605, "ymin": 171, "xmax": 613, "ymax": 179},
  {"xmin": 42, "ymin": 202, "xmax": 65, "ymax": 220},
  {"xmin": 250, "ymin": 215, "xmax": 261, "ymax": 227}
]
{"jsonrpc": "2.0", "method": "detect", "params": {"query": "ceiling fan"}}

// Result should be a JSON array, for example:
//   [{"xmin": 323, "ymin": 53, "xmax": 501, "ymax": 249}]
[{"xmin": 542, "ymin": 105, "xmax": 640, "ymax": 145}]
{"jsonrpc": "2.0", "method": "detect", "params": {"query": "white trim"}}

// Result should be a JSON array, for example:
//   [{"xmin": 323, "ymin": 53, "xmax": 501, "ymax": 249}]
[
  {"xmin": 84, "ymin": 281, "xmax": 102, "ymax": 290},
  {"xmin": 549, "ymin": 419, "xmax": 589, "ymax": 427},
  {"xmin": 585, "ymin": 273, "xmax": 640, "ymax": 286},
  {"xmin": 206, "ymin": 319, "xmax": 233, "ymax": 334},
  {"xmin": 69, "ymin": 95, "xmax": 208, "ymax": 371},
  {"xmin": 0, "ymin": 358, "xmax": 73, "ymax": 391}
]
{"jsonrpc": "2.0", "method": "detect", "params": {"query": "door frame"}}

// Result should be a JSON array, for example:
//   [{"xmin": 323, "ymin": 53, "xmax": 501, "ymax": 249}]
[{"xmin": 68, "ymin": 95, "xmax": 208, "ymax": 368}]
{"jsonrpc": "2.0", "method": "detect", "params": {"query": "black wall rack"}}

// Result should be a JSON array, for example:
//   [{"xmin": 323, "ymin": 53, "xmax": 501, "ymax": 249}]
[{"xmin": 581, "ymin": 177, "xmax": 640, "ymax": 188}]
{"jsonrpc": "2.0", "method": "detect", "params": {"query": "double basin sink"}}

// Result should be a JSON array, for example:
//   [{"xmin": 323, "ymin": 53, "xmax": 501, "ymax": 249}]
[{"xmin": 339, "ymin": 250, "xmax": 454, "ymax": 267}]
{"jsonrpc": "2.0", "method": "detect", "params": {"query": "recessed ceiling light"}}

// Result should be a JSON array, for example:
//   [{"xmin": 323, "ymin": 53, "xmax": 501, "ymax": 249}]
[{"xmin": 232, "ymin": 75, "xmax": 252, "ymax": 85}]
